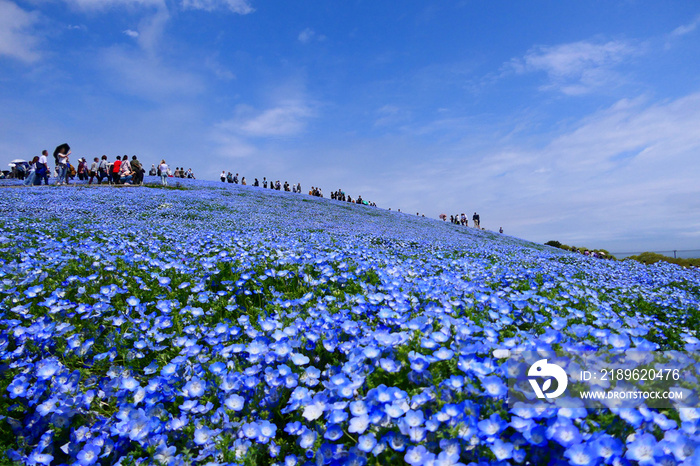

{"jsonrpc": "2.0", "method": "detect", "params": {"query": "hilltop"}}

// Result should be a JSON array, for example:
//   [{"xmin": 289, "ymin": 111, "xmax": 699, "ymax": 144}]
[{"xmin": 1, "ymin": 178, "xmax": 699, "ymax": 465}]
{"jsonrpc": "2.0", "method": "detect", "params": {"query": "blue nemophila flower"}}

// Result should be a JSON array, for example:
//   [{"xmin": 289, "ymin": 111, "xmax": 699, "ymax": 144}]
[
  {"xmin": 477, "ymin": 412, "xmax": 506, "ymax": 438},
  {"xmin": 490, "ymin": 438, "xmax": 514, "ymax": 461},
  {"xmin": 194, "ymin": 426, "xmax": 217, "ymax": 446},
  {"xmin": 158, "ymin": 276, "xmax": 171, "ymax": 287},
  {"xmin": 403, "ymin": 409, "xmax": 424, "ymax": 427},
  {"xmin": 25, "ymin": 284, "xmax": 43, "ymax": 298},
  {"xmin": 240, "ymin": 422, "xmax": 260, "ymax": 442},
  {"xmin": 224, "ymin": 394, "xmax": 245, "ymax": 411},
  {"xmin": 27, "ymin": 451, "xmax": 53, "ymax": 466},
  {"xmin": 35, "ymin": 358, "xmax": 61, "ymax": 381},
  {"xmin": 76, "ymin": 442, "xmax": 101, "ymax": 466},
  {"xmin": 434, "ymin": 346, "xmax": 454, "ymax": 361},
  {"xmin": 7, "ymin": 375, "xmax": 29, "ymax": 399},
  {"xmin": 257, "ymin": 420, "xmax": 277, "ymax": 444},
  {"xmin": 357, "ymin": 434, "xmax": 376, "ymax": 453},
  {"xmin": 182, "ymin": 378, "xmax": 206, "ymax": 398},
  {"xmin": 126, "ymin": 296, "xmax": 140, "ymax": 307},
  {"xmin": 547, "ymin": 417, "xmax": 582, "ymax": 448},
  {"xmin": 290, "ymin": 352, "xmax": 310, "ymax": 366},
  {"xmin": 378, "ymin": 357, "xmax": 402, "ymax": 373},
  {"xmin": 625, "ymin": 432, "xmax": 658, "ymax": 465},
  {"xmin": 324, "ymin": 424, "xmax": 343, "ymax": 441},
  {"xmin": 118, "ymin": 376, "xmax": 138, "ymax": 392},
  {"xmin": 302, "ymin": 395, "xmax": 327, "ymax": 421},
  {"xmin": 348, "ymin": 414, "xmax": 370, "ymax": 434},
  {"xmin": 404, "ymin": 445, "xmax": 430, "ymax": 465},
  {"xmin": 563, "ymin": 443, "xmax": 597, "ymax": 466},
  {"xmin": 298, "ymin": 427, "xmax": 317, "ymax": 449}
]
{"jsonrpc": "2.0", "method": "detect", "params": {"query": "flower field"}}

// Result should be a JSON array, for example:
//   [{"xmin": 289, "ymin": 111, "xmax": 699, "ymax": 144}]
[{"xmin": 1, "ymin": 179, "xmax": 699, "ymax": 465}]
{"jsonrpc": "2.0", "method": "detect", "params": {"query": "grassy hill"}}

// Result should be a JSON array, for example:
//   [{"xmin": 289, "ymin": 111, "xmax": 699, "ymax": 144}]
[{"xmin": 1, "ymin": 178, "xmax": 699, "ymax": 465}]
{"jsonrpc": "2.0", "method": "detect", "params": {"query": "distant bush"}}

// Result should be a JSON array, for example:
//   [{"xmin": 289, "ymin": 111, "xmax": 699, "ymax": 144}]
[
  {"xmin": 545, "ymin": 240, "xmax": 613, "ymax": 259},
  {"xmin": 626, "ymin": 252, "xmax": 700, "ymax": 268}
]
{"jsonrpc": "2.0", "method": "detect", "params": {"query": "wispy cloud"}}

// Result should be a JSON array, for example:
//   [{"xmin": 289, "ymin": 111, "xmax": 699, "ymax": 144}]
[
  {"xmin": 181, "ymin": 0, "xmax": 253, "ymax": 14},
  {"xmin": 671, "ymin": 15, "xmax": 700, "ymax": 37},
  {"xmin": 123, "ymin": 29, "xmax": 139, "ymax": 38},
  {"xmin": 0, "ymin": 0, "xmax": 41, "ymax": 63},
  {"xmin": 219, "ymin": 101, "xmax": 315, "ymax": 138},
  {"xmin": 62, "ymin": 0, "xmax": 165, "ymax": 9},
  {"xmin": 374, "ymin": 105, "xmax": 411, "ymax": 128},
  {"xmin": 298, "ymin": 28, "xmax": 326, "ymax": 44},
  {"xmin": 509, "ymin": 39, "xmax": 638, "ymax": 95}
]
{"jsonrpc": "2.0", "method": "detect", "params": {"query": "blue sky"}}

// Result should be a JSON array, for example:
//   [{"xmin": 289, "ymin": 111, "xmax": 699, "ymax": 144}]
[{"xmin": 2, "ymin": 1, "xmax": 700, "ymax": 254}]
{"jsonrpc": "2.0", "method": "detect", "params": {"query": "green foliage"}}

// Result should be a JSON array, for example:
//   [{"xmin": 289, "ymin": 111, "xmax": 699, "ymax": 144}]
[{"xmin": 626, "ymin": 252, "xmax": 700, "ymax": 268}]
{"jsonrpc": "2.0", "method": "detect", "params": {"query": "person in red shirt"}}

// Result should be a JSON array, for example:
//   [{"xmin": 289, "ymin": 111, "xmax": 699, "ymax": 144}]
[{"xmin": 112, "ymin": 155, "xmax": 122, "ymax": 184}]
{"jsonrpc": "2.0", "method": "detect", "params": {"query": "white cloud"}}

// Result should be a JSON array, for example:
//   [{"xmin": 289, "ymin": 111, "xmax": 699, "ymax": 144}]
[
  {"xmin": 123, "ymin": 29, "xmax": 139, "ymax": 38},
  {"xmin": 671, "ymin": 15, "xmax": 700, "ymax": 37},
  {"xmin": 374, "ymin": 105, "xmax": 411, "ymax": 128},
  {"xmin": 220, "ymin": 101, "xmax": 315, "ymax": 138},
  {"xmin": 298, "ymin": 27, "xmax": 326, "ymax": 44},
  {"xmin": 0, "ymin": 0, "xmax": 41, "ymax": 62},
  {"xmin": 62, "ymin": 0, "xmax": 165, "ymax": 9},
  {"xmin": 205, "ymin": 55, "xmax": 235, "ymax": 80},
  {"xmin": 510, "ymin": 40, "xmax": 637, "ymax": 95},
  {"xmin": 181, "ymin": 0, "xmax": 253, "ymax": 14}
]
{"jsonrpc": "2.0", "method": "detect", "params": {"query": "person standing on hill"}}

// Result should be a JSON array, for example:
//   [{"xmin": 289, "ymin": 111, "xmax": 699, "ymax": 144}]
[
  {"xmin": 88, "ymin": 157, "xmax": 98, "ymax": 185},
  {"xmin": 56, "ymin": 148, "xmax": 70, "ymax": 185},
  {"xmin": 131, "ymin": 156, "xmax": 143, "ymax": 185},
  {"xmin": 220, "ymin": 171, "xmax": 226, "ymax": 182},
  {"xmin": 112, "ymin": 155, "xmax": 122, "ymax": 185},
  {"xmin": 97, "ymin": 155, "xmax": 109, "ymax": 184},
  {"xmin": 35, "ymin": 150, "xmax": 50, "ymax": 185},
  {"xmin": 159, "ymin": 160, "xmax": 169, "ymax": 186}
]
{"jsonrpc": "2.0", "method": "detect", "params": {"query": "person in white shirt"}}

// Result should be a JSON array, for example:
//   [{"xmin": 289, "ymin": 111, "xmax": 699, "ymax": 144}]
[
  {"xmin": 36, "ymin": 150, "xmax": 50, "ymax": 185},
  {"xmin": 56, "ymin": 149, "xmax": 70, "ymax": 185},
  {"xmin": 159, "ymin": 160, "xmax": 169, "ymax": 186}
]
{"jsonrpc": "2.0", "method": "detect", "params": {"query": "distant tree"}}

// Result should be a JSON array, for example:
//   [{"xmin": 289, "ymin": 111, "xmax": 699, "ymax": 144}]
[{"xmin": 545, "ymin": 240, "xmax": 562, "ymax": 248}]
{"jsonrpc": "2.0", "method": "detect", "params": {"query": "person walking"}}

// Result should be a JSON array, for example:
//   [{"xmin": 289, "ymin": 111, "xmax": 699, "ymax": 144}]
[
  {"xmin": 88, "ymin": 157, "xmax": 99, "ymax": 185},
  {"xmin": 159, "ymin": 159, "xmax": 169, "ymax": 186},
  {"xmin": 220, "ymin": 171, "xmax": 226, "ymax": 182}
]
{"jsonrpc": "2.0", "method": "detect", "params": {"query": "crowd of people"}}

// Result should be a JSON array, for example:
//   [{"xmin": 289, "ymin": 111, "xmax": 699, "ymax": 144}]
[
  {"xmin": 9, "ymin": 144, "xmax": 196, "ymax": 187},
  {"xmin": 7, "ymin": 145, "xmax": 499, "ymax": 230},
  {"xmin": 219, "ymin": 171, "xmax": 378, "ymax": 207},
  {"xmin": 439, "ymin": 211, "xmax": 502, "ymax": 233}
]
